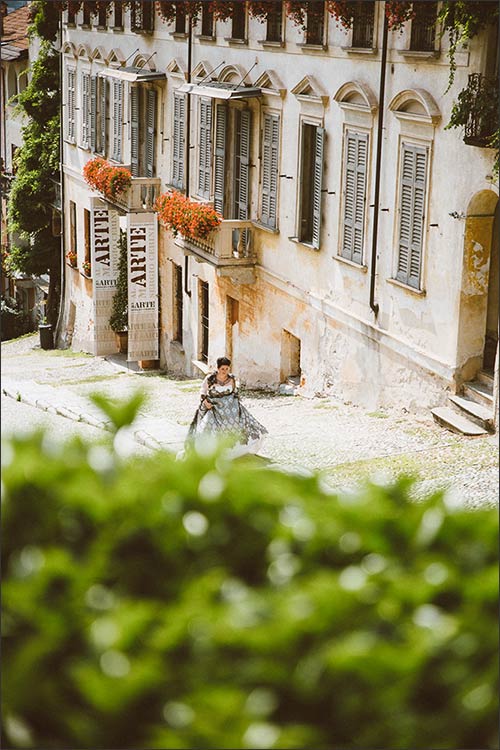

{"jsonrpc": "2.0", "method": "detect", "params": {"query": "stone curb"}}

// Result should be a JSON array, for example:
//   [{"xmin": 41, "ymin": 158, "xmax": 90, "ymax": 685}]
[{"xmin": 2, "ymin": 385, "xmax": 160, "ymax": 449}]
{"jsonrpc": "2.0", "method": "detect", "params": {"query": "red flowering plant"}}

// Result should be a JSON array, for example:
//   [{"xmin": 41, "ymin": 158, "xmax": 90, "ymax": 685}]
[
  {"xmin": 66, "ymin": 250, "xmax": 77, "ymax": 268},
  {"xmin": 385, "ymin": 0, "xmax": 414, "ymax": 31},
  {"xmin": 285, "ymin": 0, "xmax": 307, "ymax": 29},
  {"xmin": 156, "ymin": 1, "xmax": 203, "ymax": 24},
  {"xmin": 154, "ymin": 191, "xmax": 222, "ymax": 240},
  {"xmin": 83, "ymin": 158, "xmax": 132, "ymax": 201},
  {"xmin": 209, "ymin": 0, "xmax": 238, "ymax": 22},
  {"xmin": 326, "ymin": 1, "xmax": 356, "ymax": 29},
  {"xmin": 247, "ymin": 0, "xmax": 278, "ymax": 22}
]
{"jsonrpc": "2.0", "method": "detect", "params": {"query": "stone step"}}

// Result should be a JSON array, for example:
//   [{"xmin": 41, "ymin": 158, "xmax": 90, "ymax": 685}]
[
  {"xmin": 477, "ymin": 369, "xmax": 494, "ymax": 388},
  {"xmin": 462, "ymin": 380, "xmax": 493, "ymax": 408},
  {"xmin": 431, "ymin": 406, "xmax": 488, "ymax": 436},
  {"xmin": 449, "ymin": 394, "xmax": 494, "ymax": 432}
]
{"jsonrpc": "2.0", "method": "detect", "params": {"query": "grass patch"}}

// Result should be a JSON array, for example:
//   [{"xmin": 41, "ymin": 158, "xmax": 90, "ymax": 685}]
[
  {"xmin": 313, "ymin": 402, "xmax": 339, "ymax": 410},
  {"xmin": 56, "ymin": 374, "xmax": 125, "ymax": 386},
  {"xmin": 367, "ymin": 410, "xmax": 389, "ymax": 419}
]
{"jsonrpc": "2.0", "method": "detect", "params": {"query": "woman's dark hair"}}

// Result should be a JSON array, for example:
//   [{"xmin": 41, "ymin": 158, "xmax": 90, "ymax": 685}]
[{"xmin": 216, "ymin": 357, "xmax": 231, "ymax": 368}]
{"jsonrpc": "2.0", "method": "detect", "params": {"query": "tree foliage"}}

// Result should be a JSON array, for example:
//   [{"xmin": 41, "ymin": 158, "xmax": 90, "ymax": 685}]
[
  {"xmin": 1, "ymin": 395, "xmax": 498, "ymax": 749},
  {"xmin": 109, "ymin": 230, "xmax": 128, "ymax": 332}
]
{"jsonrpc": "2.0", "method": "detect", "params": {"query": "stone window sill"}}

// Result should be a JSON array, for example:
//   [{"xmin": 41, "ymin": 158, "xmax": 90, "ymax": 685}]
[
  {"xmin": 171, "ymin": 31, "xmax": 188, "ymax": 39},
  {"xmin": 342, "ymin": 45, "xmax": 377, "ymax": 55},
  {"xmin": 197, "ymin": 34, "xmax": 216, "ymax": 42},
  {"xmin": 387, "ymin": 277, "xmax": 426, "ymax": 296},
  {"xmin": 258, "ymin": 39, "xmax": 284, "ymax": 48},
  {"xmin": 297, "ymin": 42, "xmax": 327, "ymax": 51},
  {"xmin": 224, "ymin": 37, "xmax": 248, "ymax": 45},
  {"xmin": 192, "ymin": 358, "xmax": 210, "ymax": 375},
  {"xmin": 397, "ymin": 49, "xmax": 440, "ymax": 60},
  {"xmin": 253, "ymin": 220, "xmax": 279, "ymax": 234},
  {"xmin": 289, "ymin": 236, "xmax": 319, "ymax": 251},
  {"xmin": 112, "ymin": 26, "xmax": 124, "ymax": 31},
  {"xmin": 333, "ymin": 254, "xmax": 368, "ymax": 272}
]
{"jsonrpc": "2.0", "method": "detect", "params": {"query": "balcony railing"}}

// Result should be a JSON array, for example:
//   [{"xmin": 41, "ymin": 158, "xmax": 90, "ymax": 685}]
[
  {"xmin": 108, "ymin": 177, "xmax": 162, "ymax": 213},
  {"xmin": 463, "ymin": 74, "xmax": 499, "ymax": 147},
  {"xmin": 174, "ymin": 219, "xmax": 256, "ymax": 283}
]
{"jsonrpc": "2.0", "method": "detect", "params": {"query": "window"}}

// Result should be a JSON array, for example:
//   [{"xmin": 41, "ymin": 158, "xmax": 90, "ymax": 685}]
[
  {"xmin": 173, "ymin": 263, "xmax": 183, "ymax": 344},
  {"xmin": 174, "ymin": 1, "xmax": 186, "ymax": 33},
  {"xmin": 67, "ymin": 68, "xmax": 76, "ymax": 141},
  {"xmin": 113, "ymin": 1, "xmax": 123, "ymax": 28},
  {"xmin": 200, "ymin": 5, "xmax": 214, "ymax": 36},
  {"xmin": 111, "ymin": 80, "xmax": 123, "ymax": 162},
  {"xmin": 67, "ymin": 5, "xmax": 76, "ymax": 24},
  {"xmin": 351, "ymin": 0, "xmax": 375, "ymax": 48},
  {"xmin": 172, "ymin": 92, "xmax": 186, "ymax": 189},
  {"xmin": 198, "ymin": 98, "xmax": 212, "ymax": 199},
  {"xmin": 266, "ymin": 1, "xmax": 283, "ymax": 42},
  {"xmin": 131, "ymin": 86, "xmax": 157, "ymax": 177},
  {"xmin": 341, "ymin": 130, "xmax": 368, "ymax": 264},
  {"xmin": 82, "ymin": 3, "xmax": 92, "ymax": 26},
  {"xmin": 199, "ymin": 280, "xmax": 209, "ymax": 363},
  {"xmin": 231, "ymin": 2, "xmax": 246, "ymax": 40},
  {"xmin": 396, "ymin": 143, "xmax": 428, "ymax": 289},
  {"xmin": 81, "ymin": 72, "xmax": 91, "ymax": 149},
  {"xmin": 233, "ymin": 109, "xmax": 251, "ymax": 223},
  {"xmin": 260, "ymin": 112, "xmax": 280, "ymax": 229},
  {"xmin": 298, "ymin": 123, "xmax": 324, "ymax": 248},
  {"xmin": 69, "ymin": 201, "xmax": 77, "ymax": 254},
  {"xmin": 131, "ymin": 1, "xmax": 154, "ymax": 32},
  {"xmin": 97, "ymin": 75, "xmax": 108, "ymax": 155},
  {"xmin": 305, "ymin": 1, "xmax": 325, "ymax": 46},
  {"xmin": 410, "ymin": 2, "xmax": 437, "ymax": 51},
  {"xmin": 97, "ymin": 5, "xmax": 107, "ymax": 27},
  {"xmin": 213, "ymin": 104, "xmax": 227, "ymax": 214}
]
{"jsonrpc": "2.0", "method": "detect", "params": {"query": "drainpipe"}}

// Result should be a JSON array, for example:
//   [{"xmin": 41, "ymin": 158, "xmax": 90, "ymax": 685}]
[
  {"xmin": 184, "ymin": 8, "xmax": 192, "ymax": 296},
  {"xmin": 369, "ymin": 8, "xmax": 389, "ymax": 318},
  {"xmin": 55, "ymin": 12, "xmax": 65, "ymax": 345}
]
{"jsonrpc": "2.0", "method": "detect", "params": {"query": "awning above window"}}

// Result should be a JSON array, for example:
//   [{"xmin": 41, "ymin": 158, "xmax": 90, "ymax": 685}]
[
  {"xmin": 101, "ymin": 67, "xmax": 166, "ymax": 83},
  {"xmin": 177, "ymin": 81, "xmax": 262, "ymax": 100}
]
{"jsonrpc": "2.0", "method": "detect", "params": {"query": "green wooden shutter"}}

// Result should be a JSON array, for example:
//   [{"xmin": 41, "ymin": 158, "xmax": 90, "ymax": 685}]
[
  {"xmin": 67, "ymin": 69, "xmax": 75, "ymax": 140},
  {"xmin": 98, "ymin": 75, "xmax": 107, "ymax": 155},
  {"xmin": 146, "ymin": 88, "xmax": 157, "ymax": 178},
  {"xmin": 81, "ymin": 73, "xmax": 90, "ymax": 148},
  {"xmin": 213, "ymin": 103, "xmax": 227, "ymax": 215},
  {"xmin": 90, "ymin": 75, "xmax": 97, "ymax": 152},
  {"xmin": 236, "ymin": 109, "xmax": 251, "ymax": 220},
  {"xmin": 261, "ymin": 112, "xmax": 280, "ymax": 229},
  {"xmin": 311, "ymin": 126, "xmax": 325, "ymax": 249},
  {"xmin": 172, "ymin": 92, "xmax": 185, "ymax": 189},
  {"xmin": 130, "ymin": 85, "xmax": 140, "ymax": 176},
  {"xmin": 342, "ymin": 130, "xmax": 368, "ymax": 263},
  {"xmin": 198, "ymin": 98, "xmax": 212, "ymax": 199},
  {"xmin": 397, "ymin": 143, "xmax": 427, "ymax": 289},
  {"xmin": 112, "ymin": 80, "xmax": 123, "ymax": 162}
]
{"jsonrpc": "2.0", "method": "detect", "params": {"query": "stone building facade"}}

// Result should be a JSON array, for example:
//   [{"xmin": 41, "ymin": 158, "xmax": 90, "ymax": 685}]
[{"xmin": 58, "ymin": 1, "xmax": 499, "ymax": 418}]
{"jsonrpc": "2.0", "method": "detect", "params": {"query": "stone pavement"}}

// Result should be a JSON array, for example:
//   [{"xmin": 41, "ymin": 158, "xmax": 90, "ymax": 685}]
[{"xmin": 1, "ymin": 334, "xmax": 498, "ymax": 507}]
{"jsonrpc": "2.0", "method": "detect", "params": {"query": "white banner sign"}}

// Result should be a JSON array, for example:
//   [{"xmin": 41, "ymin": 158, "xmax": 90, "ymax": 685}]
[
  {"xmin": 127, "ymin": 212, "xmax": 158, "ymax": 362},
  {"xmin": 91, "ymin": 201, "xmax": 120, "ymax": 355}
]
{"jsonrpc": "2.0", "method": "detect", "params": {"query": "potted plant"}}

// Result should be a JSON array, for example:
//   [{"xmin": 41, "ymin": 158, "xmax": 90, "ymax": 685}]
[
  {"xmin": 82, "ymin": 260, "xmax": 91, "ymax": 276},
  {"xmin": 66, "ymin": 250, "xmax": 77, "ymax": 268},
  {"xmin": 109, "ymin": 230, "xmax": 128, "ymax": 353}
]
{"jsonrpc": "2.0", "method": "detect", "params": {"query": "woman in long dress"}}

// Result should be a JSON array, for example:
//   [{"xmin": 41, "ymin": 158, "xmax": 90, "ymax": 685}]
[{"xmin": 187, "ymin": 357, "xmax": 267, "ymax": 456}]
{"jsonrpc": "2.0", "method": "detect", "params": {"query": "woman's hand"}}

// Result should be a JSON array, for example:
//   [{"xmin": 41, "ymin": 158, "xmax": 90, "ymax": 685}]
[{"xmin": 203, "ymin": 399, "xmax": 213, "ymax": 410}]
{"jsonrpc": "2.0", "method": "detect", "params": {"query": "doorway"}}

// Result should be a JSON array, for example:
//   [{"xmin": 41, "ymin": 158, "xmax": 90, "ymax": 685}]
[{"xmin": 280, "ymin": 330, "xmax": 301, "ymax": 384}]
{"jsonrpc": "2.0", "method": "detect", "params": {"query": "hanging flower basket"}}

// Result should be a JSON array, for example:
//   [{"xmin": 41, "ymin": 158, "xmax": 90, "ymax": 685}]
[
  {"xmin": 154, "ymin": 191, "xmax": 222, "ymax": 240},
  {"xmin": 83, "ymin": 157, "xmax": 132, "ymax": 201}
]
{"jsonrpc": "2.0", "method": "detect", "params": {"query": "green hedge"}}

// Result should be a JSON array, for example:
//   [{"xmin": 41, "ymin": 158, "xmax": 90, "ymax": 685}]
[{"xmin": 1, "ymin": 400, "xmax": 498, "ymax": 749}]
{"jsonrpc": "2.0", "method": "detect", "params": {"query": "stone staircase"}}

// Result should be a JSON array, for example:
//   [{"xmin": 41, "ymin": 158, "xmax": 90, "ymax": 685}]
[{"xmin": 432, "ymin": 371, "xmax": 495, "ymax": 436}]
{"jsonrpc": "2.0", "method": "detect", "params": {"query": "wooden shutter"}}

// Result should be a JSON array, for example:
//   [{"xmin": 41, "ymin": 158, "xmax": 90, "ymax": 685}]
[
  {"xmin": 98, "ymin": 75, "xmax": 107, "ymax": 155},
  {"xmin": 236, "ymin": 109, "xmax": 251, "ymax": 220},
  {"xmin": 146, "ymin": 89, "xmax": 157, "ymax": 178},
  {"xmin": 198, "ymin": 98, "xmax": 212, "ymax": 199},
  {"xmin": 112, "ymin": 80, "xmax": 123, "ymax": 162},
  {"xmin": 311, "ymin": 127, "xmax": 325, "ymax": 249},
  {"xmin": 342, "ymin": 130, "xmax": 368, "ymax": 263},
  {"xmin": 82, "ymin": 73, "xmax": 90, "ymax": 148},
  {"xmin": 213, "ymin": 103, "xmax": 227, "ymax": 215},
  {"xmin": 130, "ymin": 85, "xmax": 140, "ymax": 176},
  {"xmin": 67, "ymin": 69, "xmax": 75, "ymax": 140},
  {"xmin": 172, "ymin": 92, "xmax": 185, "ymax": 189},
  {"xmin": 90, "ymin": 75, "xmax": 97, "ymax": 152},
  {"xmin": 397, "ymin": 143, "xmax": 428, "ymax": 289},
  {"xmin": 261, "ymin": 112, "xmax": 279, "ymax": 229}
]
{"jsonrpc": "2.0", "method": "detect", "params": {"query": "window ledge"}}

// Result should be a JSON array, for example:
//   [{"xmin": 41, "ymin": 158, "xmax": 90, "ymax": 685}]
[
  {"xmin": 66, "ymin": 22, "xmax": 76, "ymax": 28},
  {"xmin": 387, "ymin": 277, "xmax": 426, "ymax": 296},
  {"xmin": 297, "ymin": 42, "xmax": 327, "ymax": 51},
  {"xmin": 253, "ymin": 220, "xmax": 279, "ymax": 234},
  {"xmin": 197, "ymin": 34, "xmax": 216, "ymax": 42},
  {"xmin": 258, "ymin": 39, "xmax": 284, "ymax": 48},
  {"xmin": 171, "ymin": 31, "xmax": 188, "ymax": 39},
  {"xmin": 80, "ymin": 24, "xmax": 92, "ymax": 29},
  {"xmin": 289, "ymin": 236, "xmax": 319, "ymax": 251},
  {"xmin": 97, "ymin": 25, "xmax": 107, "ymax": 30},
  {"xmin": 224, "ymin": 37, "xmax": 248, "ymax": 45},
  {"xmin": 333, "ymin": 254, "xmax": 368, "ymax": 272},
  {"xmin": 132, "ymin": 29, "xmax": 154, "ymax": 35},
  {"xmin": 112, "ymin": 26, "xmax": 124, "ymax": 31},
  {"xmin": 342, "ymin": 45, "xmax": 377, "ymax": 55},
  {"xmin": 397, "ymin": 49, "xmax": 440, "ymax": 60}
]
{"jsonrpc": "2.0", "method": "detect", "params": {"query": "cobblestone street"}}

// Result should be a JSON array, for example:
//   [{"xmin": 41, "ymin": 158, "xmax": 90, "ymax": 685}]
[{"xmin": 2, "ymin": 334, "xmax": 498, "ymax": 507}]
